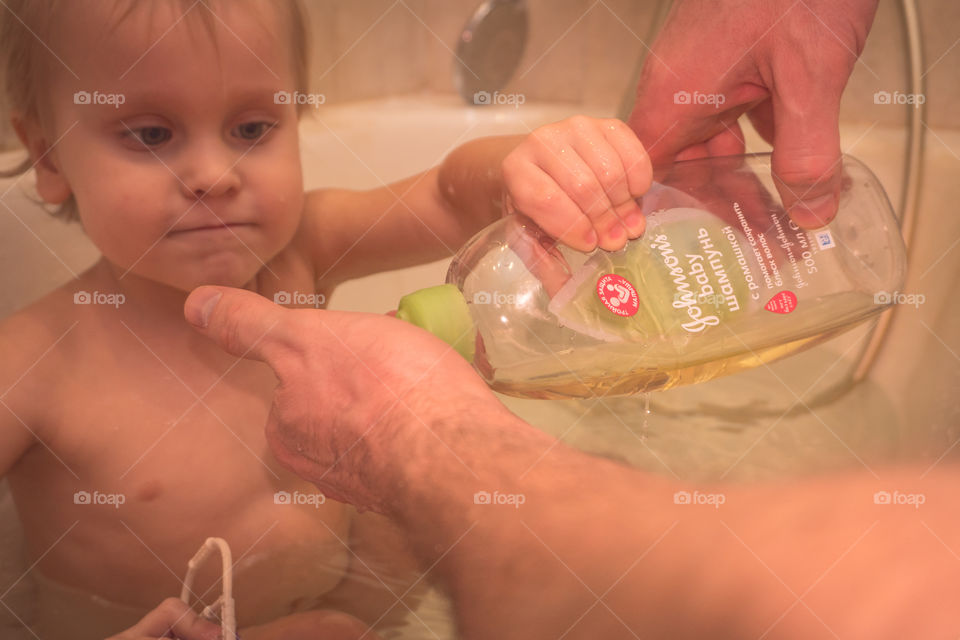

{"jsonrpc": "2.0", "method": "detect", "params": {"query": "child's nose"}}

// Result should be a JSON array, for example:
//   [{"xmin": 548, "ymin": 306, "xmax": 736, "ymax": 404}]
[{"xmin": 179, "ymin": 142, "xmax": 241, "ymax": 199}]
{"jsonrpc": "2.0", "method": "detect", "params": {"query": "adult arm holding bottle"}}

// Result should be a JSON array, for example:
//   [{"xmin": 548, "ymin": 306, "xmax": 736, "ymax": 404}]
[
  {"xmin": 628, "ymin": 0, "xmax": 880, "ymax": 228},
  {"xmin": 182, "ymin": 286, "xmax": 960, "ymax": 640}
]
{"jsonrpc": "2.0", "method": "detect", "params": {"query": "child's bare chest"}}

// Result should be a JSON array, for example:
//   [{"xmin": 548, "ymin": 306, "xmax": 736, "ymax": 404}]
[
  {"xmin": 47, "ymin": 261, "xmax": 325, "ymax": 488},
  {"xmin": 14, "ymin": 324, "xmax": 352, "ymax": 621},
  {"xmin": 49, "ymin": 334, "xmax": 280, "ymax": 482}
]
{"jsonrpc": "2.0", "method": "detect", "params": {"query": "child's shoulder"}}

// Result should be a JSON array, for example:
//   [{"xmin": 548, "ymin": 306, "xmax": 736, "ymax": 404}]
[
  {"xmin": 0, "ymin": 278, "xmax": 87, "ymax": 379},
  {"xmin": 0, "ymin": 282, "xmax": 82, "ymax": 451},
  {"xmin": 2, "ymin": 275, "xmax": 84, "ymax": 331}
]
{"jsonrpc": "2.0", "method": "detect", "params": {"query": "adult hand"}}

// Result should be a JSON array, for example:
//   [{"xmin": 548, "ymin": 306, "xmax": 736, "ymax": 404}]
[
  {"xmin": 106, "ymin": 598, "xmax": 220, "ymax": 640},
  {"xmin": 628, "ymin": 0, "xmax": 879, "ymax": 228},
  {"xmin": 182, "ymin": 286, "xmax": 503, "ymax": 513}
]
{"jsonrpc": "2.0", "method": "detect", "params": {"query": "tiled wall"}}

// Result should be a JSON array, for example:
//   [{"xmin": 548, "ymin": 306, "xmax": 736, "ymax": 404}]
[
  {"xmin": 304, "ymin": 0, "xmax": 959, "ymax": 129},
  {"xmin": 0, "ymin": 0, "xmax": 958, "ymax": 151},
  {"xmin": 302, "ymin": 0, "xmax": 660, "ymax": 107}
]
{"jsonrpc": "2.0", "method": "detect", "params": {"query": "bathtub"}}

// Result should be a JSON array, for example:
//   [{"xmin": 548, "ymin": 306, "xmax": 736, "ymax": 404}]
[{"xmin": 1, "ymin": 95, "xmax": 958, "ymax": 638}]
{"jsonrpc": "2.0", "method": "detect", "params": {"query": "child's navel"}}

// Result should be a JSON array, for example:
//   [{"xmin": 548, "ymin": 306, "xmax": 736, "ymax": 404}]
[{"xmin": 134, "ymin": 480, "xmax": 163, "ymax": 503}]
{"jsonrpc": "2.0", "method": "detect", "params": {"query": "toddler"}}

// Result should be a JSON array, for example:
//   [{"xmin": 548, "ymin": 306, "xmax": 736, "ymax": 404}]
[{"xmin": 0, "ymin": 0, "xmax": 650, "ymax": 637}]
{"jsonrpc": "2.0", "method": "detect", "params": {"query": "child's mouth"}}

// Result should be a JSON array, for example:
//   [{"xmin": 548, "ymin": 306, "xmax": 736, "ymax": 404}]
[{"xmin": 169, "ymin": 222, "xmax": 254, "ymax": 235}]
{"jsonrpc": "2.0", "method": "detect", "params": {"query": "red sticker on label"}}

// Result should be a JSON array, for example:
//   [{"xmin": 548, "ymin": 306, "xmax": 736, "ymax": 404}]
[
  {"xmin": 764, "ymin": 290, "xmax": 798, "ymax": 314},
  {"xmin": 597, "ymin": 274, "xmax": 639, "ymax": 317}
]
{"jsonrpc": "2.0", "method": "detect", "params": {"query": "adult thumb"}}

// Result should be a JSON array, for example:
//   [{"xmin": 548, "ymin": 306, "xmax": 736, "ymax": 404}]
[
  {"xmin": 184, "ymin": 286, "xmax": 292, "ymax": 365},
  {"xmin": 769, "ymin": 91, "xmax": 843, "ymax": 229}
]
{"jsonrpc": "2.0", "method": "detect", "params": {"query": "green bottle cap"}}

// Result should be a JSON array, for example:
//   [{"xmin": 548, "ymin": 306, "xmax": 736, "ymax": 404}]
[{"xmin": 396, "ymin": 284, "xmax": 477, "ymax": 363}]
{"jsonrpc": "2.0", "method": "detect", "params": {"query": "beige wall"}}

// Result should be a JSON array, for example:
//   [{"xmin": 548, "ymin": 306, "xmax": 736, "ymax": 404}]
[
  {"xmin": 0, "ymin": 0, "xmax": 957, "ymax": 151},
  {"xmin": 841, "ymin": 0, "xmax": 959, "ymax": 130}
]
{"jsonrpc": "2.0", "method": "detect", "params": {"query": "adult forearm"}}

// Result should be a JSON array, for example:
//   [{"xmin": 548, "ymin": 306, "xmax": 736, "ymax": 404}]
[
  {"xmin": 373, "ymin": 402, "xmax": 960, "ymax": 639},
  {"xmin": 375, "ymin": 398, "xmax": 685, "ymax": 639}
]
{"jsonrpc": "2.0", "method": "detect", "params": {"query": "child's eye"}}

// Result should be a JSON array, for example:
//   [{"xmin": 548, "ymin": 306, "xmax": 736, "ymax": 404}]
[
  {"xmin": 131, "ymin": 126, "xmax": 172, "ymax": 147},
  {"xmin": 234, "ymin": 122, "xmax": 275, "ymax": 141}
]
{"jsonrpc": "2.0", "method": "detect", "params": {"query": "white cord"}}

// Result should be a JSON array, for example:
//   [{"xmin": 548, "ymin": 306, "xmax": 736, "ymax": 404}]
[{"xmin": 180, "ymin": 537, "xmax": 237, "ymax": 640}]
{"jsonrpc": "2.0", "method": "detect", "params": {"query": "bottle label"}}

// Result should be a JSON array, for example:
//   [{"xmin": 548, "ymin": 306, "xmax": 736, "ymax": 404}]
[
  {"xmin": 640, "ymin": 203, "xmax": 831, "ymax": 334},
  {"xmin": 597, "ymin": 274, "xmax": 639, "ymax": 317}
]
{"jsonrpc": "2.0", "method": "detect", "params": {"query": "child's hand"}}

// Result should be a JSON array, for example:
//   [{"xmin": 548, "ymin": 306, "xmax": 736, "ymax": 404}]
[
  {"xmin": 501, "ymin": 116, "xmax": 652, "ymax": 252},
  {"xmin": 107, "ymin": 598, "xmax": 221, "ymax": 640}
]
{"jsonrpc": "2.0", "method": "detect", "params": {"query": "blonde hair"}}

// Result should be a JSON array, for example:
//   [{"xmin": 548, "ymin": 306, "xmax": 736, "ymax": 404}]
[{"xmin": 0, "ymin": 0, "xmax": 310, "ymax": 222}]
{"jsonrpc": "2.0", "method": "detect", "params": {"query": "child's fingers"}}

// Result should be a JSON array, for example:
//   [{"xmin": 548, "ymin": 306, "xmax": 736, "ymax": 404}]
[
  {"xmin": 502, "ymin": 159, "xmax": 597, "ymax": 252},
  {"xmin": 602, "ymin": 119, "xmax": 653, "ymax": 241},
  {"xmin": 568, "ymin": 120, "xmax": 644, "ymax": 239},
  {"xmin": 113, "ymin": 598, "xmax": 221, "ymax": 640},
  {"xmin": 527, "ymin": 138, "xmax": 627, "ymax": 251},
  {"xmin": 602, "ymin": 119, "xmax": 653, "ymax": 198},
  {"xmin": 611, "ymin": 198, "xmax": 646, "ymax": 240},
  {"xmin": 535, "ymin": 140, "xmax": 618, "ymax": 236},
  {"xmin": 504, "ymin": 116, "xmax": 654, "ymax": 252},
  {"xmin": 566, "ymin": 118, "xmax": 633, "ymax": 205}
]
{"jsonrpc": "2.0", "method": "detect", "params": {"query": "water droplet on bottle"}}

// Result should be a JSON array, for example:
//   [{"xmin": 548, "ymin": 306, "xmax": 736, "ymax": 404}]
[{"xmin": 640, "ymin": 393, "xmax": 651, "ymax": 437}]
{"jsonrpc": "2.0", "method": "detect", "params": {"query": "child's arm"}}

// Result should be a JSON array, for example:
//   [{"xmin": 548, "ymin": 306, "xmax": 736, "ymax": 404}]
[
  {"xmin": 300, "ymin": 116, "xmax": 651, "ymax": 291},
  {"xmin": 300, "ymin": 135, "xmax": 523, "ymax": 291}
]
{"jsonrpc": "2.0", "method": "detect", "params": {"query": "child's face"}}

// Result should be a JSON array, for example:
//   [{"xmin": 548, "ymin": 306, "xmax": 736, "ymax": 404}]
[{"xmin": 40, "ymin": 1, "xmax": 305, "ymax": 291}]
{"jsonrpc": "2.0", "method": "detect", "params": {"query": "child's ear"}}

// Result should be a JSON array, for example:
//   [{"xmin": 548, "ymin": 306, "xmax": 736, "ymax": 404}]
[{"xmin": 11, "ymin": 113, "xmax": 72, "ymax": 205}]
